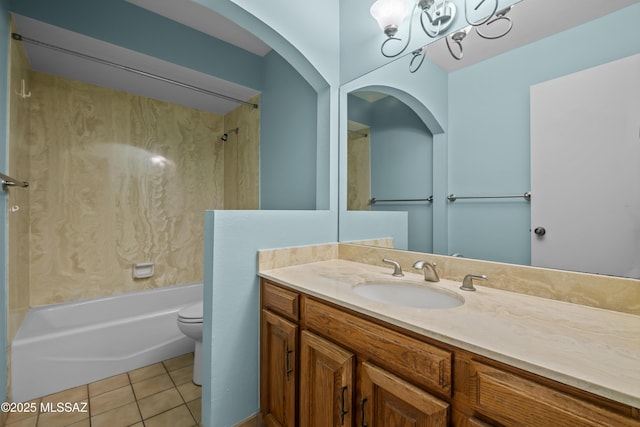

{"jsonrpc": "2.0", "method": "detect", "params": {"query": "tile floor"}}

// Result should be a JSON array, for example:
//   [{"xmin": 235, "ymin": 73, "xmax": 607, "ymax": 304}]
[{"xmin": 4, "ymin": 353, "xmax": 201, "ymax": 427}]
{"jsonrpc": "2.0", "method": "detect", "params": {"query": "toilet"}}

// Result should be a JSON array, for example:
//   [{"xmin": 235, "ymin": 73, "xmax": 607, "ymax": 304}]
[{"xmin": 177, "ymin": 301, "xmax": 203, "ymax": 385}]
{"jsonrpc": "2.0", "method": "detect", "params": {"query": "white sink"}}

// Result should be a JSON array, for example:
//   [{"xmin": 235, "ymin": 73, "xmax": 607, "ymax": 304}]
[{"xmin": 353, "ymin": 281, "xmax": 464, "ymax": 309}]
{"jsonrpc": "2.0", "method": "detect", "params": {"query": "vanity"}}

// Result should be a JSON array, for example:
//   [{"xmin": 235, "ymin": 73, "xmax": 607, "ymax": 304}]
[{"xmin": 258, "ymin": 248, "xmax": 640, "ymax": 427}]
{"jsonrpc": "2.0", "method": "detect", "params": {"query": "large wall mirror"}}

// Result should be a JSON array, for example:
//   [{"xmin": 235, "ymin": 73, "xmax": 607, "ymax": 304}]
[{"xmin": 339, "ymin": 0, "xmax": 640, "ymax": 280}]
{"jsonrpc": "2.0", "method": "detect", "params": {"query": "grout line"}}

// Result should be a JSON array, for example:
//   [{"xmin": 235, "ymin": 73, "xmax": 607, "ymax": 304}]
[{"xmin": 127, "ymin": 371, "xmax": 146, "ymax": 427}]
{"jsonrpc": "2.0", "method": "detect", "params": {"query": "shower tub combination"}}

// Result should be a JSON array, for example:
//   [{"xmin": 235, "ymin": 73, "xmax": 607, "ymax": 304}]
[{"xmin": 11, "ymin": 282, "xmax": 202, "ymax": 403}]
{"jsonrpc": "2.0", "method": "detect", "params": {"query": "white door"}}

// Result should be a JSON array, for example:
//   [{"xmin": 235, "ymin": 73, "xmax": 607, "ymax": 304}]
[{"xmin": 530, "ymin": 54, "xmax": 640, "ymax": 279}]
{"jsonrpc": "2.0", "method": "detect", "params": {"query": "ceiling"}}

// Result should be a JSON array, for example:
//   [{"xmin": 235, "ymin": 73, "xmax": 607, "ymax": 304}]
[{"xmin": 12, "ymin": 0, "xmax": 638, "ymax": 113}]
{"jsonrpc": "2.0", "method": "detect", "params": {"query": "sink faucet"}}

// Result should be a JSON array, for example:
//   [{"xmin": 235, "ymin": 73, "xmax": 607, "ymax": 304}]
[
  {"xmin": 460, "ymin": 274, "xmax": 487, "ymax": 291},
  {"xmin": 382, "ymin": 258, "xmax": 404, "ymax": 277},
  {"xmin": 412, "ymin": 260, "xmax": 440, "ymax": 282}
]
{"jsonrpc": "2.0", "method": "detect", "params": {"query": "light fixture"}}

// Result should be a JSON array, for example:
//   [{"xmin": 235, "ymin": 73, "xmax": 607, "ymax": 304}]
[{"xmin": 370, "ymin": 0, "xmax": 515, "ymax": 72}]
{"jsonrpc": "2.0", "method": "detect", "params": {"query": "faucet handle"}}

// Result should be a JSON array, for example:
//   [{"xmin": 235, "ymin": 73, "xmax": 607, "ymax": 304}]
[
  {"xmin": 460, "ymin": 274, "xmax": 487, "ymax": 291},
  {"xmin": 382, "ymin": 258, "xmax": 404, "ymax": 277}
]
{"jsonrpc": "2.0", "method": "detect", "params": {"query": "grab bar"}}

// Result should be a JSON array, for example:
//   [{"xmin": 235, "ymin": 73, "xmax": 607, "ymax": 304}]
[
  {"xmin": 1, "ymin": 172, "xmax": 29, "ymax": 189},
  {"xmin": 369, "ymin": 196, "xmax": 433, "ymax": 205},
  {"xmin": 448, "ymin": 192, "xmax": 530, "ymax": 202}
]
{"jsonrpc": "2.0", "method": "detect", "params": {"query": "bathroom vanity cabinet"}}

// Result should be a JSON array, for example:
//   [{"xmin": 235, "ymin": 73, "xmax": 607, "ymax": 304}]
[{"xmin": 260, "ymin": 279, "xmax": 640, "ymax": 427}]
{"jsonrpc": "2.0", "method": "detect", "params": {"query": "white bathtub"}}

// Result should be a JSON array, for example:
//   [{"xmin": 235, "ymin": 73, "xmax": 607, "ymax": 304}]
[{"xmin": 11, "ymin": 282, "xmax": 202, "ymax": 402}]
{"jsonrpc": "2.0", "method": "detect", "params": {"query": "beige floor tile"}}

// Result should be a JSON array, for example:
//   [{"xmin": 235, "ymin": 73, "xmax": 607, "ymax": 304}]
[
  {"xmin": 168, "ymin": 365, "xmax": 194, "ymax": 386},
  {"xmin": 138, "ymin": 387, "xmax": 183, "ymax": 420},
  {"xmin": 131, "ymin": 374, "xmax": 174, "ymax": 400},
  {"xmin": 186, "ymin": 398, "xmax": 201, "ymax": 425},
  {"xmin": 90, "ymin": 401, "xmax": 141, "ymax": 427},
  {"xmin": 4, "ymin": 415, "xmax": 37, "ymax": 427},
  {"xmin": 66, "ymin": 418, "xmax": 90, "ymax": 427},
  {"xmin": 177, "ymin": 381, "xmax": 201, "ymax": 402},
  {"xmin": 128, "ymin": 363, "xmax": 167, "ymax": 383},
  {"xmin": 88, "ymin": 373, "xmax": 130, "ymax": 397},
  {"xmin": 163, "ymin": 353, "xmax": 194, "ymax": 373},
  {"xmin": 144, "ymin": 404, "xmax": 197, "ymax": 427},
  {"xmin": 36, "ymin": 408, "xmax": 88, "ymax": 427},
  {"xmin": 89, "ymin": 385, "xmax": 136, "ymax": 416},
  {"xmin": 40, "ymin": 385, "xmax": 88, "ymax": 405},
  {"xmin": 4, "ymin": 399, "xmax": 40, "ymax": 424}
]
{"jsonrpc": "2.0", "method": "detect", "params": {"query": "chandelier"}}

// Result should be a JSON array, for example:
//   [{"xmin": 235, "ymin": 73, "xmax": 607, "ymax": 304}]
[{"xmin": 370, "ymin": 0, "xmax": 514, "ymax": 72}]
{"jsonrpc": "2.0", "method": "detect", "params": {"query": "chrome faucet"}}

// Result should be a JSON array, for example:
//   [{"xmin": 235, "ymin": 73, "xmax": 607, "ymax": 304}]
[
  {"xmin": 412, "ymin": 260, "xmax": 440, "ymax": 282},
  {"xmin": 460, "ymin": 274, "xmax": 487, "ymax": 291},
  {"xmin": 382, "ymin": 258, "xmax": 404, "ymax": 277}
]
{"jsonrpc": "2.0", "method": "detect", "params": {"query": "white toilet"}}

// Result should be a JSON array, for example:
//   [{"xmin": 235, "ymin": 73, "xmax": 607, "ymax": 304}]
[{"xmin": 177, "ymin": 301, "xmax": 203, "ymax": 385}]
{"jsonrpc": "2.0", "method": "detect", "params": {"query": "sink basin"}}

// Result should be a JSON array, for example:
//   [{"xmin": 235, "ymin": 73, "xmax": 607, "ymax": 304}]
[{"xmin": 353, "ymin": 281, "xmax": 464, "ymax": 309}]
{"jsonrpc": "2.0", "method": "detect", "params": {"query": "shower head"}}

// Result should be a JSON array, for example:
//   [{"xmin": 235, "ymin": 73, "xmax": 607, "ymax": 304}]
[{"xmin": 219, "ymin": 127, "xmax": 238, "ymax": 142}]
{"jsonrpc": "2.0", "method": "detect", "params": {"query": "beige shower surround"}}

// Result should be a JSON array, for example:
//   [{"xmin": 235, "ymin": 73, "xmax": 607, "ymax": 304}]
[{"xmin": 25, "ymin": 73, "xmax": 259, "ymax": 306}]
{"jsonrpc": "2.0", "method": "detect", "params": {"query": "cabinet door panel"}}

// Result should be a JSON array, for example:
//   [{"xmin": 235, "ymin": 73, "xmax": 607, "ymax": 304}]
[
  {"xmin": 261, "ymin": 310, "xmax": 298, "ymax": 427},
  {"xmin": 358, "ymin": 361, "xmax": 449, "ymax": 427},
  {"xmin": 300, "ymin": 331, "xmax": 355, "ymax": 427},
  {"xmin": 470, "ymin": 361, "xmax": 638, "ymax": 427}
]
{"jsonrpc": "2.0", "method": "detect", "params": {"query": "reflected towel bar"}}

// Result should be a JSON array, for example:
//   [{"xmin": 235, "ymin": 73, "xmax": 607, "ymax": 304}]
[
  {"xmin": 1, "ymin": 172, "xmax": 29, "ymax": 189},
  {"xmin": 447, "ymin": 192, "xmax": 530, "ymax": 202},
  {"xmin": 369, "ymin": 196, "xmax": 433, "ymax": 205}
]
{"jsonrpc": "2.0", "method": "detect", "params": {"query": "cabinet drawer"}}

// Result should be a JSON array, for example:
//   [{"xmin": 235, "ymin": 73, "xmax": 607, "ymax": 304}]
[
  {"xmin": 303, "ymin": 298, "xmax": 452, "ymax": 396},
  {"xmin": 469, "ymin": 361, "xmax": 638, "ymax": 427},
  {"xmin": 262, "ymin": 281, "xmax": 299, "ymax": 321}
]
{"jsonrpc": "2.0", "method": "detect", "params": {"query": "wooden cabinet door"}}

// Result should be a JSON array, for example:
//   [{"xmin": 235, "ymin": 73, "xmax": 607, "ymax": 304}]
[
  {"xmin": 357, "ymin": 361, "xmax": 449, "ymax": 427},
  {"xmin": 261, "ymin": 309, "xmax": 298, "ymax": 427},
  {"xmin": 300, "ymin": 331, "xmax": 355, "ymax": 427}
]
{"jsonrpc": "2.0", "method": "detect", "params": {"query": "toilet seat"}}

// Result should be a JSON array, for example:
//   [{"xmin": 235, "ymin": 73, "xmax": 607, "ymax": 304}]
[{"xmin": 178, "ymin": 301, "xmax": 203, "ymax": 323}]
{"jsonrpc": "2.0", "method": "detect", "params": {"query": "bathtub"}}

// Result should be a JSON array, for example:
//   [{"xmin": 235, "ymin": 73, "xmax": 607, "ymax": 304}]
[{"xmin": 11, "ymin": 282, "xmax": 202, "ymax": 402}]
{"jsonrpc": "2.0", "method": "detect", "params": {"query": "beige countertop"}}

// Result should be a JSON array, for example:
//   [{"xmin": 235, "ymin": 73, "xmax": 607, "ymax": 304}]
[{"xmin": 259, "ymin": 259, "xmax": 640, "ymax": 408}]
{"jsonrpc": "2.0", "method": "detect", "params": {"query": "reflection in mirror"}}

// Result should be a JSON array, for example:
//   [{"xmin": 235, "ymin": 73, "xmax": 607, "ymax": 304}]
[
  {"xmin": 341, "ymin": 1, "xmax": 640, "ymax": 279},
  {"xmin": 347, "ymin": 91, "xmax": 434, "ymax": 253}
]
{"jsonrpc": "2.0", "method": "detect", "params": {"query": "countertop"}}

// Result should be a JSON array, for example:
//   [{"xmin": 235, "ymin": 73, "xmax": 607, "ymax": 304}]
[{"xmin": 259, "ymin": 259, "xmax": 640, "ymax": 408}]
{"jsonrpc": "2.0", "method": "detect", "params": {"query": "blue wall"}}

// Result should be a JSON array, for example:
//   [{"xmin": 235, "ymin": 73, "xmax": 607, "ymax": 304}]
[
  {"xmin": 0, "ymin": 0, "xmax": 9, "ymax": 406},
  {"xmin": 447, "ymin": 4, "xmax": 640, "ymax": 264},
  {"xmin": 348, "ymin": 94, "xmax": 434, "ymax": 252},
  {"xmin": 203, "ymin": 210, "xmax": 336, "ymax": 426},
  {"xmin": 261, "ymin": 51, "xmax": 318, "ymax": 209}
]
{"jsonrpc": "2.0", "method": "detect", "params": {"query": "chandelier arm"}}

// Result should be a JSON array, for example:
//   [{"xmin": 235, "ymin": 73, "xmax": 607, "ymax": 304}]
[
  {"xmin": 464, "ymin": 0, "xmax": 499, "ymax": 27},
  {"xmin": 409, "ymin": 49, "xmax": 427, "ymax": 73},
  {"xmin": 420, "ymin": 10, "xmax": 442, "ymax": 38},
  {"xmin": 475, "ymin": 15, "xmax": 513, "ymax": 39},
  {"xmin": 380, "ymin": 2, "xmax": 418, "ymax": 58},
  {"xmin": 445, "ymin": 35, "xmax": 464, "ymax": 60}
]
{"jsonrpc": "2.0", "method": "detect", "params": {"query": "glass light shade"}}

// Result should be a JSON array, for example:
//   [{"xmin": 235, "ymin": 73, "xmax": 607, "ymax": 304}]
[{"xmin": 370, "ymin": 0, "xmax": 408, "ymax": 32}]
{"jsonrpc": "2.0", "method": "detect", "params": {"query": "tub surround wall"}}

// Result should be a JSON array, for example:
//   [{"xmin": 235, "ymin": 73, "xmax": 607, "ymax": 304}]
[
  {"xmin": 7, "ymin": 18, "xmax": 30, "ymax": 350},
  {"xmin": 258, "ymin": 243, "xmax": 640, "ymax": 316},
  {"xmin": 6, "ymin": 17, "xmax": 31, "ymax": 403},
  {"xmin": 223, "ymin": 95, "xmax": 260, "ymax": 210},
  {"xmin": 25, "ymin": 72, "xmax": 260, "ymax": 306}
]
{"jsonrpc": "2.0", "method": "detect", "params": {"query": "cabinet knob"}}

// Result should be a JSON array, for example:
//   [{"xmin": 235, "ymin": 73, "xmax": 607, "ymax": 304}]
[{"xmin": 534, "ymin": 227, "xmax": 546, "ymax": 236}]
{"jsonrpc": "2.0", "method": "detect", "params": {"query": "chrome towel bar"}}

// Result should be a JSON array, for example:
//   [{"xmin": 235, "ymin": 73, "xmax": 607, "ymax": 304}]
[
  {"xmin": 448, "ymin": 192, "xmax": 530, "ymax": 202},
  {"xmin": 1, "ymin": 172, "xmax": 29, "ymax": 189},
  {"xmin": 369, "ymin": 196, "xmax": 433, "ymax": 205}
]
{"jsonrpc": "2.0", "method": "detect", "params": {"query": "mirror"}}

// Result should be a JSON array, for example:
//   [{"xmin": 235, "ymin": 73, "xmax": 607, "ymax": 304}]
[
  {"xmin": 347, "ymin": 91, "xmax": 434, "ymax": 253},
  {"xmin": 340, "ymin": 0, "xmax": 640, "ymax": 279}
]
